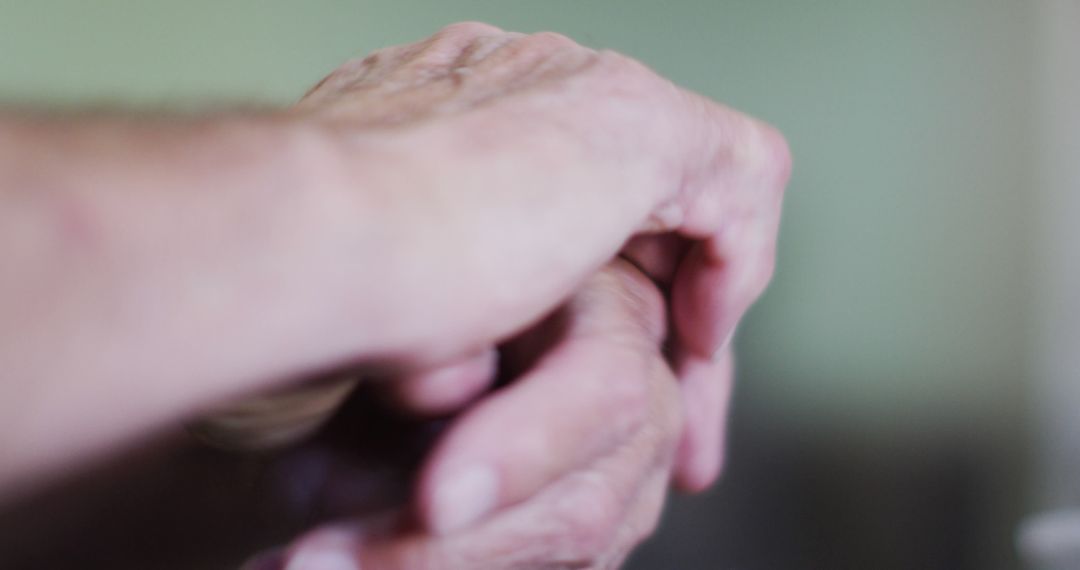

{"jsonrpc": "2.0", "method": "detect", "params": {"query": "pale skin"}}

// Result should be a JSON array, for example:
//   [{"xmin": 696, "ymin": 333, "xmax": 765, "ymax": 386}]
[{"xmin": 0, "ymin": 23, "xmax": 789, "ymax": 569}]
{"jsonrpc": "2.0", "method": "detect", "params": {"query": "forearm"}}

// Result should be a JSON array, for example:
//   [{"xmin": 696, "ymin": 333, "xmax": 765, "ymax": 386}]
[
  {"xmin": 0, "ymin": 102, "xmax": 664, "ymax": 493},
  {"xmin": 0, "ymin": 113, "xmax": 371, "ymax": 490}
]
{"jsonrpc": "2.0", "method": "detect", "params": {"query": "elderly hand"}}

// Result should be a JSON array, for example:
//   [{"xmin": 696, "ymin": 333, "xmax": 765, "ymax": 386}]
[
  {"xmin": 0, "ymin": 18, "xmax": 786, "ymax": 493},
  {"xmin": 269, "ymin": 21, "xmax": 786, "ymax": 494},
  {"xmin": 252, "ymin": 259, "xmax": 694, "ymax": 569},
  {"xmin": 198, "ymin": 22, "xmax": 782, "ymax": 506},
  {"xmin": 289, "ymin": 21, "xmax": 789, "ymax": 373}
]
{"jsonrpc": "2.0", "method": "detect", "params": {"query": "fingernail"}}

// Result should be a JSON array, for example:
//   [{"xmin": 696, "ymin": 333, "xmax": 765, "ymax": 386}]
[
  {"xmin": 430, "ymin": 464, "xmax": 499, "ymax": 534},
  {"xmin": 285, "ymin": 548, "xmax": 359, "ymax": 570}
]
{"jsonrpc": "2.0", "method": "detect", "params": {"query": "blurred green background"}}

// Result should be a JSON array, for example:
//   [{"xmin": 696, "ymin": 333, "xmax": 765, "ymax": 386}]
[{"xmin": 0, "ymin": 1, "xmax": 1046, "ymax": 568}]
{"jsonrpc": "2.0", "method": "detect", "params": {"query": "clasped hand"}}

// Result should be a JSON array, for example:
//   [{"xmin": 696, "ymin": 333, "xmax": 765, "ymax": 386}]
[{"xmin": 246, "ymin": 22, "xmax": 789, "ymax": 570}]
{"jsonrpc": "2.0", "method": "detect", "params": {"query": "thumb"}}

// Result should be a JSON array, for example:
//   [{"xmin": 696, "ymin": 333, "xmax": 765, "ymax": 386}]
[{"xmin": 270, "ymin": 522, "xmax": 451, "ymax": 570}]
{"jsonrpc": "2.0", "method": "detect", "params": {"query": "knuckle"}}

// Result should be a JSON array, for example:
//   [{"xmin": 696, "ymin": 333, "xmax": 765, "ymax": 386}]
[
  {"xmin": 523, "ymin": 30, "xmax": 579, "ymax": 51},
  {"xmin": 595, "ymin": 49, "xmax": 643, "ymax": 71},
  {"xmin": 556, "ymin": 476, "xmax": 623, "ymax": 558},
  {"xmin": 359, "ymin": 48, "xmax": 385, "ymax": 68},
  {"xmin": 413, "ymin": 24, "xmax": 503, "ymax": 70},
  {"xmin": 753, "ymin": 122, "xmax": 793, "ymax": 195},
  {"xmin": 628, "ymin": 511, "xmax": 662, "ymax": 548},
  {"xmin": 341, "ymin": 47, "xmax": 394, "ymax": 83},
  {"xmin": 636, "ymin": 513, "xmax": 662, "ymax": 544},
  {"xmin": 499, "ymin": 31, "xmax": 584, "ymax": 65},
  {"xmin": 752, "ymin": 254, "xmax": 777, "ymax": 298},
  {"xmin": 435, "ymin": 21, "xmax": 504, "ymax": 41},
  {"xmin": 331, "ymin": 55, "xmax": 373, "ymax": 79},
  {"xmin": 593, "ymin": 50, "xmax": 658, "ymax": 84},
  {"xmin": 361, "ymin": 46, "xmax": 394, "ymax": 68},
  {"xmin": 303, "ymin": 54, "xmax": 378, "ymax": 98},
  {"xmin": 763, "ymin": 124, "xmax": 793, "ymax": 183},
  {"xmin": 630, "ymin": 489, "xmax": 668, "ymax": 545}
]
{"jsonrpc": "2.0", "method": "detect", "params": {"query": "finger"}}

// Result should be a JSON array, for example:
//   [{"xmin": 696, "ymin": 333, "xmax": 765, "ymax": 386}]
[
  {"xmin": 281, "ymin": 517, "xmax": 458, "ymax": 570},
  {"xmin": 379, "ymin": 348, "xmax": 499, "ymax": 416},
  {"xmin": 623, "ymin": 111, "xmax": 788, "ymax": 358},
  {"xmin": 667, "ymin": 109, "xmax": 790, "ymax": 357},
  {"xmin": 276, "ymin": 517, "xmax": 410, "ymax": 570},
  {"xmin": 672, "ymin": 346, "xmax": 734, "ymax": 492},
  {"xmin": 416, "ymin": 261, "xmax": 669, "ymax": 534},
  {"xmin": 671, "ymin": 205, "xmax": 780, "ymax": 357},
  {"xmin": 278, "ymin": 387, "xmax": 678, "ymax": 570},
  {"xmin": 620, "ymin": 233, "xmax": 690, "ymax": 287}
]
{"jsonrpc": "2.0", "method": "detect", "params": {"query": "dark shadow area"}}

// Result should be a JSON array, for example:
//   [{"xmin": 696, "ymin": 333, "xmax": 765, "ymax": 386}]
[
  {"xmin": 0, "ymin": 384, "xmax": 432, "ymax": 570},
  {"xmin": 628, "ymin": 411, "xmax": 1020, "ymax": 570}
]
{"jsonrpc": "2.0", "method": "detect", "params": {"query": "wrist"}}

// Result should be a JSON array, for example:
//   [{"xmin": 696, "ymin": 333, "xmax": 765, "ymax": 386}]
[
  {"xmin": 299, "ymin": 112, "xmax": 636, "ymax": 367},
  {"xmin": 292, "ymin": 118, "xmax": 450, "ymax": 366}
]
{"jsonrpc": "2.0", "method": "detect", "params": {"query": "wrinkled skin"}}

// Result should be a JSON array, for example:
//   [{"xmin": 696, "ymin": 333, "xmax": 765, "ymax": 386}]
[
  {"xmin": 291, "ymin": 21, "xmax": 788, "ymax": 377},
  {"xmin": 294, "ymin": 18, "xmax": 786, "ymax": 494},
  {"xmin": 262, "ymin": 260, "xmax": 687, "ymax": 569},
  {"xmin": 254, "ymin": 23, "xmax": 787, "ymax": 569},
  {"xmin": 0, "ymin": 261, "xmax": 718, "ymax": 570}
]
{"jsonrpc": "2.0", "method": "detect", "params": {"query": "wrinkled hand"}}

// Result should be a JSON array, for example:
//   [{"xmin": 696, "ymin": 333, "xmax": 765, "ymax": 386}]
[
  {"xmin": 294, "ymin": 21, "xmax": 789, "ymax": 372},
  {"xmin": 218, "ymin": 23, "xmax": 786, "ymax": 567},
  {"xmin": 255, "ymin": 260, "xmax": 691, "ymax": 569},
  {"xmin": 290, "ymin": 21, "xmax": 785, "ymax": 492}
]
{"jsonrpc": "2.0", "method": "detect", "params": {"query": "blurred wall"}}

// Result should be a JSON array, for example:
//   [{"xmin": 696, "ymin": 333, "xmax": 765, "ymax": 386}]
[
  {"xmin": 0, "ymin": 0, "xmax": 1034, "ymax": 434},
  {"xmin": 0, "ymin": 1, "xmax": 1038, "ymax": 568},
  {"xmin": 1032, "ymin": 0, "xmax": 1080, "ymax": 510}
]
